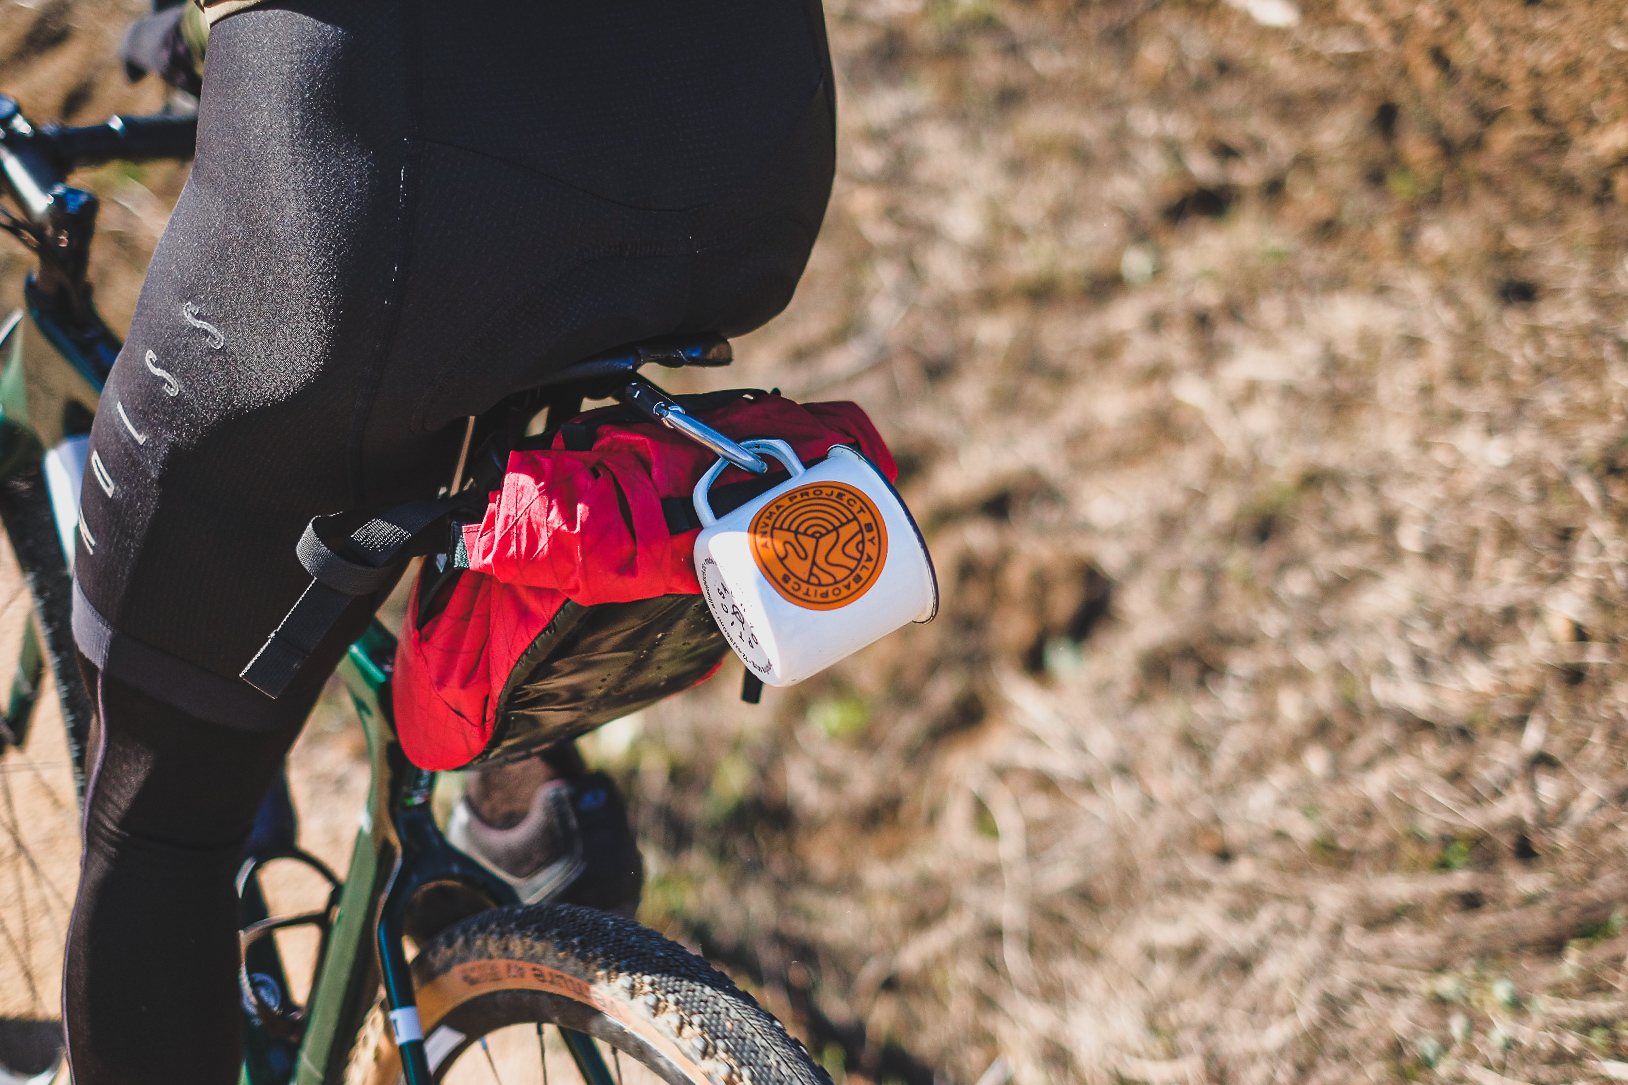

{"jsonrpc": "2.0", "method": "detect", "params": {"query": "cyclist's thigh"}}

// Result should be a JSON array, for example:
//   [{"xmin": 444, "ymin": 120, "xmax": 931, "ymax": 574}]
[{"xmin": 73, "ymin": 0, "xmax": 434, "ymax": 725}]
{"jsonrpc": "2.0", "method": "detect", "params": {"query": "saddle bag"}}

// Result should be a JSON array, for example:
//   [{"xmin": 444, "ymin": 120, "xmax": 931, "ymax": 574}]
[{"xmin": 392, "ymin": 391, "xmax": 896, "ymax": 771}]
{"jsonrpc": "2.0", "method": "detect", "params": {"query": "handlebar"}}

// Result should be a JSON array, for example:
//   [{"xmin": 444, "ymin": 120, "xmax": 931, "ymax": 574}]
[
  {"xmin": 0, "ymin": 93, "xmax": 196, "ymax": 381},
  {"xmin": 46, "ymin": 113, "xmax": 198, "ymax": 171},
  {"xmin": 0, "ymin": 94, "xmax": 196, "ymax": 227}
]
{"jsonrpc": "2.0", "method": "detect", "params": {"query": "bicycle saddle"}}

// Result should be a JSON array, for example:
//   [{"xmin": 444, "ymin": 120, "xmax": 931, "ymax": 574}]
[
  {"xmin": 458, "ymin": 330, "xmax": 766, "ymax": 496},
  {"xmin": 535, "ymin": 331, "xmax": 732, "ymax": 396}
]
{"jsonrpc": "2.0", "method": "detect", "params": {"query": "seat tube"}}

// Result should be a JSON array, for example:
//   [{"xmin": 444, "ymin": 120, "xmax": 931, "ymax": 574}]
[{"xmin": 292, "ymin": 623, "xmax": 400, "ymax": 1085}]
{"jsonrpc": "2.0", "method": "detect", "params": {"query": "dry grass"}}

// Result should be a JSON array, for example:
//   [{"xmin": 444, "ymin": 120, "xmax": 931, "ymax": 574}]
[
  {"xmin": 628, "ymin": 2, "xmax": 1628, "ymax": 1084},
  {"xmin": 8, "ymin": 1, "xmax": 1628, "ymax": 1084}
]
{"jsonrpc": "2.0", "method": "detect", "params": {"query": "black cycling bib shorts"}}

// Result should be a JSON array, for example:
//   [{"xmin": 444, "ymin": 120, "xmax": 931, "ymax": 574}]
[{"xmin": 63, "ymin": 3, "xmax": 834, "ymax": 1082}]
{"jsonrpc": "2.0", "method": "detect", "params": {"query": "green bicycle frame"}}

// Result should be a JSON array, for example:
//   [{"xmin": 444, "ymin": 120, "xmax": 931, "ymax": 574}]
[
  {"xmin": 266, "ymin": 581, "xmax": 616, "ymax": 1085},
  {"xmin": 283, "ymin": 620, "xmax": 408, "ymax": 1085},
  {"xmin": 0, "ymin": 311, "xmax": 619, "ymax": 1085}
]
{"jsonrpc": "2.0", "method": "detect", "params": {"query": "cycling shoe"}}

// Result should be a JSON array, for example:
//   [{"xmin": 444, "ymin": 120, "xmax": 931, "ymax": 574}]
[
  {"xmin": 446, "ymin": 770, "xmax": 642, "ymax": 918},
  {"xmin": 0, "ymin": 1017, "xmax": 64, "ymax": 1085}
]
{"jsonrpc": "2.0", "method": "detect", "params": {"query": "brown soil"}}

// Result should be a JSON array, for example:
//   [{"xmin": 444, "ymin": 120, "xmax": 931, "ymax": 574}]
[{"xmin": 6, "ymin": 2, "xmax": 1628, "ymax": 1084}]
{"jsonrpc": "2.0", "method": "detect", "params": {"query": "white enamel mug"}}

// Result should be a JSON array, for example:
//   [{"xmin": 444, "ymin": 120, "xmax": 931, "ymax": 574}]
[{"xmin": 692, "ymin": 439, "xmax": 938, "ymax": 686}]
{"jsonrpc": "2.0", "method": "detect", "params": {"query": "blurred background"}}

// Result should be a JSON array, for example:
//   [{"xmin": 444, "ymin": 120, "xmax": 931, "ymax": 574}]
[{"xmin": 5, "ymin": 0, "xmax": 1628, "ymax": 1082}]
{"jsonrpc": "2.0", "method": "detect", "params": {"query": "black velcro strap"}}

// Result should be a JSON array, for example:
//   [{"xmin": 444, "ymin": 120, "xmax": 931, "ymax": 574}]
[
  {"xmin": 240, "ymin": 580, "xmax": 354, "ymax": 697},
  {"xmin": 560, "ymin": 422, "xmax": 593, "ymax": 451},
  {"xmin": 243, "ymin": 494, "xmax": 478, "ymax": 698},
  {"xmin": 298, "ymin": 497, "xmax": 470, "ymax": 586},
  {"xmin": 662, "ymin": 498, "xmax": 700, "ymax": 534},
  {"xmin": 295, "ymin": 522, "xmax": 397, "ymax": 596},
  {"xmin": 662, "ymin": 471, "xmax": 790, "ymax": 533}
]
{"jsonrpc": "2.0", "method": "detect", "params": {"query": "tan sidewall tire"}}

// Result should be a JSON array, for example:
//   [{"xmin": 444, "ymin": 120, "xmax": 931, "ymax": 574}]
[{"xmin": 345, "ymin": 902, "xmax": 830, "ymax": 1085}]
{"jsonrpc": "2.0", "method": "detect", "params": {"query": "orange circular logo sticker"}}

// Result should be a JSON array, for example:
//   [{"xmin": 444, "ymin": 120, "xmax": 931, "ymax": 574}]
[{"xmin": 749, "ymin": 482, "xmax": 889, "ymax": 610}]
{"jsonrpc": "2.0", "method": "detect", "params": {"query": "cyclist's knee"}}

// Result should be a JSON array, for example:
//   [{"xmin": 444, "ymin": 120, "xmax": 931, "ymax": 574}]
[{"xmin": 78, "ymin": 670, "xmax": 297, "ymax": 851}]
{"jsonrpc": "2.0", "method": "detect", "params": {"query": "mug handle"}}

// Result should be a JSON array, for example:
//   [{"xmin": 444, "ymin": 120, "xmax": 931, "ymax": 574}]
[{"xmin": 692, "ymin": 439, "xmax": 807, "ymax": 527}]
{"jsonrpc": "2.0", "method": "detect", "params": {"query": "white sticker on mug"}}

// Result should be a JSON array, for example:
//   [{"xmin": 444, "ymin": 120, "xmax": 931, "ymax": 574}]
[{"xmin": 701, "ymin": 558, "xmax": 771, "ymax": 676}]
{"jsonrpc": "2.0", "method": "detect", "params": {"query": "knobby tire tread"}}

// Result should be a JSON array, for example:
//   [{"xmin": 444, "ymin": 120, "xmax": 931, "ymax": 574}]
[{"xmin": 347, "ymin": 902, "xmax": 832, "ymax": 1085}]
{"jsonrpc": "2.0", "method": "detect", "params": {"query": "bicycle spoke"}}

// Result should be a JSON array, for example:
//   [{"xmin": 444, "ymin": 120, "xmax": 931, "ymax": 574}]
[
  {"xmin": 0, "ymin": 897, "xmax": 42, "ymax": 1010},
  {"xmin": 612, "ymin": 1045, "xmax": 622, "ymax": 1085},
  {"xmin": 478, "ymin": 1035, "xmax": 506, "ymax": 1085},
  {"xmin": 0, "ymin": 767, "xmax": 42, "ymax": 1013},
  {"xmin": 0, "ymin": 758, "xmax": 68, "ymax": 774},
  {"xmin": 0, "ymin": 778, "xmax": 45, "ymax": 1003},
  {"xmin": 0, "ymin": 681, "xmax": 77, "ymax": 1024},
  {"xmin": 0, "ymin": 767, "xmax": 71, "ymax": 915},
  {"xmin": 16, "ymin": 752, "xmax": 74, "ymax": 820},
  {"xmin": 539, "ymin": 1024, "xmax": 549, "ymax": 1085}
]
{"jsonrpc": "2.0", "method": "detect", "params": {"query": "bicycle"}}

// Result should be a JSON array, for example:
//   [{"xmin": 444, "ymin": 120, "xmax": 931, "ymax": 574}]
[{"xmin": 0, "ymin": 95, "xmax": 832, "ymax": 1085}]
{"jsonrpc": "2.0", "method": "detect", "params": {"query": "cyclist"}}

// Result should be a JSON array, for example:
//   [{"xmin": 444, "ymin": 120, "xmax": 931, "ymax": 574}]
[{"xmin": 66, "ymin": 2, "xmax": 835, "ymax": 1082}]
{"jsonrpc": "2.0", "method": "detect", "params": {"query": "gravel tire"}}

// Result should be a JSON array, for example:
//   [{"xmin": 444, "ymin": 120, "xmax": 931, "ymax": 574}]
[{"xmin": 346, "ymin": 902, "xmax": 832, "ymax": 1085}]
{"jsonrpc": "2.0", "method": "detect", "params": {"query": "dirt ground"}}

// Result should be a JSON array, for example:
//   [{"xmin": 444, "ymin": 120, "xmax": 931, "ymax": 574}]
[{"xmin": 5, "ymin": 1, "xmax": 1628, "ymax": 1084}]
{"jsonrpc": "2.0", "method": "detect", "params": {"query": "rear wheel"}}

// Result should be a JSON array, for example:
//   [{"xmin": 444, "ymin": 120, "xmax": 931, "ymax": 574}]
[
  {"xmin": 0, "ymin": 456, "xmax": 93, "ymax": 1084},
  {"xmin": 347, "ymin": 904, "xmax": 831, "ymax": 1085},
  {"xmin": 0, "ymin": 616, "xmax": 77, "ymax": 1083}
]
